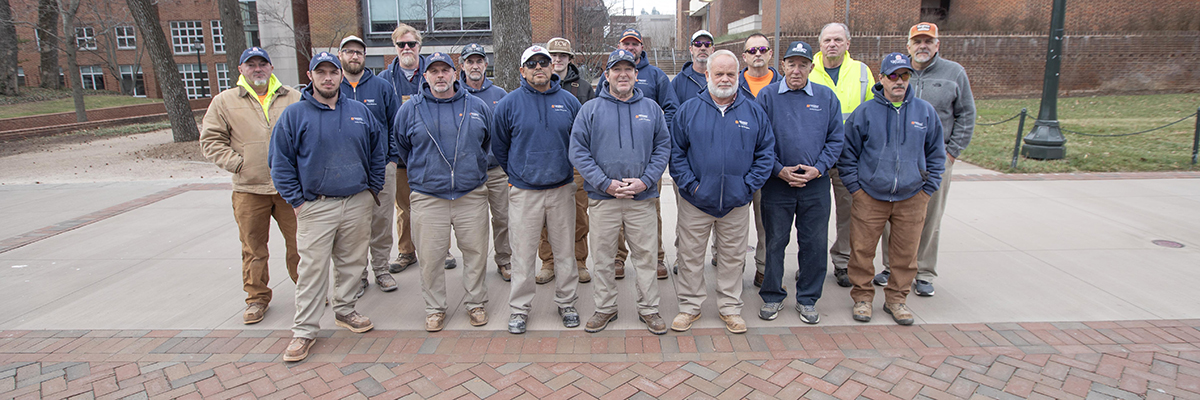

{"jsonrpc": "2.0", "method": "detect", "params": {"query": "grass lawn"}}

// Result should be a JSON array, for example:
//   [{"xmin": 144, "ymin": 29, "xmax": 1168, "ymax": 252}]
[
  {"xmin": 0, "ymin": 93, "xmax": 160, "ymax": 119},
  {"xmin": 963, "ymin": 93, "xmax": 1200, "ymax": 173}
]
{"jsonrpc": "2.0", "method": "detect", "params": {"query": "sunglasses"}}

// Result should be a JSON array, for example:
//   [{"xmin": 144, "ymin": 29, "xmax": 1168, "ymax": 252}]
[
  {"xmin": 885, "ymin": 72, "xmax": 912, "ymax": 81},
  {"xmin": 522, "ymin": 58, "xmax": 550, "ymax": 69},
  {"xmin": 395, "ymin": 41, "xmax": 419, "ymax": 49},
  {"xmin": 692, "ymin": 40, "xmax": 712, "ymax": 48},
  {"xmin": 744, "ymin": 46, "xmax": 770, "ymax": 55}
]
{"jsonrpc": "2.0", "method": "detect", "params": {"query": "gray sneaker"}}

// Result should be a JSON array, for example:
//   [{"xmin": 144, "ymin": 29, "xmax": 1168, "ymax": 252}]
[
  {"xmin": 873, "ymin": 270, "xmax": 890, "ymax": 286},
  {"xmin": 759, "ymin": 302, "xmax": 784, "ymax": 321},
  {"xmin": 797, "ymin": 304, "xmax": 820, "ymax": 324},
  {"xmin": 559, "ymin": 306, "xmax": 580, "ymax": 328},
  {"xmin": 508, "ymin": 314, "xmax": 527, "ymax": 334},
  {"xmin": 914, "ymin": 280, "xmax": 935, "ymax": 297},
  {"xmin": 444, "ymin": 254, "xmax": 457, "ymax": 270}
]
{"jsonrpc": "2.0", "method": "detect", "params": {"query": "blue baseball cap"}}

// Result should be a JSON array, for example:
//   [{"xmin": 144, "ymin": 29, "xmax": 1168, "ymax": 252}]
[
  {"xmin": 426, "ymin": 52, "xmax": 455, "ymax": 69},
  {"xmin": 461, "ymin": 43, "xmax": 486, "ymax": 59},
  {"xmin": 620, "ymin": 28, "xmax": 642, "ymax": 44},
  {"xmin": 880, "ymin": 52, "xmax": 912, "ymax": 75},
  {"xmin": 239, "ymin": 47, "xmax": 271, "ymax": 65},
  {"xmin": 605, "ymin": 49, "xmax": 637, "ymax": 70},
  {"xmin": 782, "ymin": 41, "xmax": 813, "ymax": 61},
  {"xmin": 308, "ymin": 51, "xmax": 341, "ymax": 71}
]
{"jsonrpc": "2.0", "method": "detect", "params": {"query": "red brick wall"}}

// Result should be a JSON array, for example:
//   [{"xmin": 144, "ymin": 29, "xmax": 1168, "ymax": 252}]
[
  {"xmin": 0, "ymin": 98, "xmax": 210, "ymax": 132},
  {"xmin": 308, "ymin": 0, "xmax": 361, "ymax": 50},
  {"xmin": 950, "ymin": 0, "xmax": 1200, "ymax": 33}
]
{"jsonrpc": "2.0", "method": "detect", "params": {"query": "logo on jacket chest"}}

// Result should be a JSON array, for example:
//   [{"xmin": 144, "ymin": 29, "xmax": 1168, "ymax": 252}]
[
  {"xmin": 550, "ymin": 104, "xmax": 569, "ymax": 113},
  {"xmin": 910, "ymin": 120, "xmax": 926, "ymax": 130},
  {"xmin": 350, "ymin": 116, "xmax": 367, "ymax": 125},
  {"xmin": 733, "ymin": 119, "xmax": 751, "ymax": 130},
  {"xmin": 635, "ymin": 114, "xmax": 652, "ymax": 122},
  {"xmin": 362, "ymin": 98, "xmax": 377, "ymax": 106},
  {"xmin": 468, "ymin": 112, "xmax": 484, "ymax": 122},
  {"xmin": 805, "ymin": 104, "xmax": 821, "ymax": 112}
]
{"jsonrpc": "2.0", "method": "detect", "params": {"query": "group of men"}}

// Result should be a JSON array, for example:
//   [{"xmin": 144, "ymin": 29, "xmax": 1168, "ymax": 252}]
[{"xmin": 199, "ymin": 20, "xmax": 974, "ymax": 362}]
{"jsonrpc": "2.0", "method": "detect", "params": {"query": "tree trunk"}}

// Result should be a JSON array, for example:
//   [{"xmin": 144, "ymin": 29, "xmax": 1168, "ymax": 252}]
[
  {"xmin": 217, "ymin": 0, "xmax": 247, "ymax": 73},
  {"xmin": 490, "ymin": 0, "xmax": 531, "ymax": 90},
  {"xmin": 60, "ymin": 0, "xmax": 86, "ymax": 122},
  {"xmin": 126, "ymin": 0, "xmax": 199, "ymax": 142},
  {"xmin": 0, "ymin": 0, "xmax": 19, "ymax": 95},
  {"xmin": 37, "ymin": 0, "xmax": 60, "ymax": 89}
]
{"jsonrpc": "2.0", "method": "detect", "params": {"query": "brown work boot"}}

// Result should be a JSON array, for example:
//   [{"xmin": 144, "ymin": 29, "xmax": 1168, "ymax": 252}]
[
  {"xmin": 656, "ymin": 260, "xmax": 668, "ymax": 279},
  {"xmin": 425, "ymin": 312, "xmax": 446, "ymax": 332},
  {"xmin": 613, "ymin": 259, "xmax": 626, "ymax": 279},
  {"xmin": 468, "ymin": 307, "xmax": 488, "ymax": 326},
  {"xmin": 753, "ymin": 271, "xmax": 764, "ymax": 288},
  {"xmin": 577, "ymin": 261, "xmax": 591, "ymax": 283},
  {"xmin": 376, "ymin": 273, "xmax": 398, "ymax": 292},
  {"xmin": 852, "ymin": 301, "xmax": 872, "ymax": 322},
  {"xmin": 282, "ymin": 337, "xmax": 314, "ymax": 362},
  {"xmin": 243, "ymin": 302, "xmax": 268, "ymax": 325},
  {"xmin": 335, "ymin": 311, "xmax": 374, "ymax": 333},
  {"xmin": 671, "ymin": 312, "xmax": 701, "ymax": 332},
  {"xmin": 584, "ymin": 311, "xmax": 617, "ymax": 333},
  {"xmin": 884, "ymin": 303, "xmax": 914, "ymax": 325},
  {"xmin": 497, "ymin": 263, "xmax": 511, "ymax": 282},
  {"xmin": 719, "ymin": 313, "xmax": 747, "ymax": 334},
  {"xmin": 535, "ymin": 262, "xmax": 555, "ymax": 284},
  {"xmin": 640, "ymin": 313, "xmax": 667, "ymax": 335},
  {"xmin": 389, "ymin": 253, "xmax": 416, "ymax": 273}
]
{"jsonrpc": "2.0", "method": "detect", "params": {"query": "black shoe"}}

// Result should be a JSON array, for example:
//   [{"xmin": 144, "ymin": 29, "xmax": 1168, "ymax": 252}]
[
  {"xmin": 353, "ymin": 278, "xmax": 368, "ymax": 300},
  {"xmin": 914, "ymin": 280, "xmax": 935, "ymax": 297},
  {"xmin": 559, "ymin": 306, "xmax": 580, "ymax": 328},
  {"xmin": 508, "ymin": 314, "xmax": 527, "ymax": 334},
  {"xmin": 873, "ymin": 270, "xmax": 890, "ymax": 286},
  {"xmin": 444, "ymin": 255, "xmax": 457, "ymax": 270},
  {"xmin": 834, "ymin": 269, "xmax": 851, "ymax": 287}
]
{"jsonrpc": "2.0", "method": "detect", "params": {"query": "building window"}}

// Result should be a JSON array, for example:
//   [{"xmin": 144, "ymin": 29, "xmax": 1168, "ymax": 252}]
[
  {"xmin": 17, "ymin": 67, "xmax": 25, "ymax": 86},
  {"xmin": 215, "ymin": 63, "xmax": 231, "ymax": 92},
  {"xmin": 178, "ymin": 63, "xmax": 209, "ymax": 98},
  {"xmin": 80, "ymin": 66, "xmax": 105, "ymax": 90},
  {"xmin": 241, "ymin": 0, "xmax": 261, "ymax": 47},
  {"xmin": 211, "ymin": 20, "xmax": 225, "ymax": 53},
  {"xmin": 170, "ymin": 21, "xmax": 205, "ymax": 54},
  {"xmin": 116, "ymin": 26, "xmax": 136, "ymax": 49},
  {"xmin": 367, "ymin": 0, "xmax": 490, "ymax": 33},
  {"xmin": 119, "ymin": 65, "xmax": 145, "ymax": 97},
  {"xmin": 76, "ymin": 27, "xmax": 97, "ymax": 50}
]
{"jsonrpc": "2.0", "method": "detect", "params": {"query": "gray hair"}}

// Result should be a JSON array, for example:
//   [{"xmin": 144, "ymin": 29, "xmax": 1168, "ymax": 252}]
[
  {"xmin": 708, "ymin": 49, "xmax": 740, "ymax": 71},
  {"xmin": 819, "ymin": 22, "xmax": 851, "ymax": 41}
]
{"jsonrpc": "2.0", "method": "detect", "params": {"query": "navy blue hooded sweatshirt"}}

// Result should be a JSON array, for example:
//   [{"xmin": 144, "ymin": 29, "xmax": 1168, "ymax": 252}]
[
  {"xmin": 755, "ymin": 80, "xmax": 844, "ymax": 177},
  {"xmin": 395, "ymin": 82, "xmax": 493, "ymax": 200},
  {"xmin": 837, "ymin": 82, "xmax": 945, "ymax": 202},
  {"xmin": 670, "ymin": 91, "xmax": 776, "ymax": 218},
  {"xmin": 670, "ymin": 61, "xmax": 707, "ymax": 105},
  {"xmin": 379, "ymin": 54, "xmax": 427, "ymax": 103},
  {"xmin": 596, "ymin": 51, "xmax": 677, "ymax": 127},
  {"xmin": 569, "ymin": 83, "xmax": 671, "ymax": 201},
  {"xmin": 269, "ymin": 86, "xmax": 387, "ymax": 208},
  {"xmin": 492, "ymin": 75, "xmax": 581, "ymax": 190},
  {"xmin": 340, "ymin": 68, "xmax": 400, "ymax": 163},
  {"xmin": 739, "ymin": 67, "xmax": 780, "ymax": 99},
  {"xmin": 459, "ymin": 73, "xmax": 508, "ymax": 169}
]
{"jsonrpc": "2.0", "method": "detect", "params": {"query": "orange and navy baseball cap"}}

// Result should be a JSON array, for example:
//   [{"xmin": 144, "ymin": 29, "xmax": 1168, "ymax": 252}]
[{"xmin": 620, "ymin": 28, "xmax": 643, "ymax": 44}]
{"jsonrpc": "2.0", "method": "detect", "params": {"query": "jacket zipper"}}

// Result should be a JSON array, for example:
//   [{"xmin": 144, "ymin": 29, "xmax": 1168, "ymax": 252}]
[{"xmin": 891, "ymin": 105, "xmax": 901, "ymax": 196}]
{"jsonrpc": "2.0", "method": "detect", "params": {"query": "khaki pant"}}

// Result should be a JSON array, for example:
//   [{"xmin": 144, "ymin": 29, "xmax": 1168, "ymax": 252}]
[
  {"xmin": 829, "ymin": 168, "xmax": 853, "ymax": 271},
  {"xmin": 292, "ymin": 191, "xmax": 373, "ymax": 339},
  {"xmin": 539, "ymin": 170, "xmax": 588, "ymax": 265},
  {"xmin": 880, "ymin": 161, "xmax": 954, "ymax": 282},
  {"xmin": 394, "ymin": 167, "xmax": 415, "ymax": 254},
  {"xmin": 485, "ymin": 167, "xmax": 511, "ymax": 267},
  {"xmin": 364, "ymin": 162, "xmax": 397, "ymax": 279},
  {"xmin": 412, "ymin": 186, "xmax": 490, "ymax": 314},
  {"xmin": 509, "ymin": 184, "xmax": 579, "ymax": 314},
  {"xmin": 232, "ymin": 192, "xmax": 299, "ymax": 305},
  {"xmin": 675, "ymin": 197, "xmax": 750, "ymax": 316},
  {"xmin": 590, "ymin": 198, "xmax": 660, "ymax": 315},
  {"xmin": 847, "ymin": 190, "xmax": 930, "ymax": 305},
  {"xmin": 615, "ymin": 196, "xmax": 666, "ymax": 263}
]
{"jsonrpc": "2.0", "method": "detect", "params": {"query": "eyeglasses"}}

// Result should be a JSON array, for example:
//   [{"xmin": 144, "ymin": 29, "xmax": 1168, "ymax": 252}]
[
  {"xmin": 395, "ymin": 41, "xmax": 419, "ymax": 49},
  {"xmin": 744, "ymin": 46, "xmax": 770, "ymax": 55},
  {"xmin": 692, "ymin": 41, "xmax": 712, "ymax": 48},
  {"xmin": 339, "ymin": 49, "xmax": 364, "ymax": 57},
  {"xmin": 522, "ymin": 58, "xmax": 550, "ymax": 69},
  {"xmin": 885, "ymin": 72, "xmax": 912, "ymax": 81}
]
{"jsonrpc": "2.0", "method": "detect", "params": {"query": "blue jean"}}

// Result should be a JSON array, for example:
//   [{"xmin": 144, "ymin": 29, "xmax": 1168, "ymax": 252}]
[{"xmin": 759, "ymin": 174, "xmax": 831, "ymax": 306}]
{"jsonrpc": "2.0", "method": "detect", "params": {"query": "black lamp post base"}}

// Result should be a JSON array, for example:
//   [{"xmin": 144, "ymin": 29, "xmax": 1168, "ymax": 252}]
[{"xmin": 1021, "ymin": 143, "xmax": 1066, "ymax": 160}]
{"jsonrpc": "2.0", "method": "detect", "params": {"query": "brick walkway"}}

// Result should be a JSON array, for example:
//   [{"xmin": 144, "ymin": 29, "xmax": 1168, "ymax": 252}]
[{"xmin": 3, "ymin": 320, "xmax": 1199, "ymax": 399}]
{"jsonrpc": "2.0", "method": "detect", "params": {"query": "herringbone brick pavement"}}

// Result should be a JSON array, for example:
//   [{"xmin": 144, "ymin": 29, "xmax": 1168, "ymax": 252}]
[{"xmin": 3, "ymin": 319, "xmax": 1199, "ymax": 399}]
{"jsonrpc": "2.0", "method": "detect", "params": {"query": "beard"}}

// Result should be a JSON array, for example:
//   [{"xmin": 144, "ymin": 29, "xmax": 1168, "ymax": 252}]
[
  {"xmin": 708, "ymin": 81, "xmax": 736, "ymax": 98},
  {"xmin": 399, "ymin": 54, "xmax": 418, "ymax": 67},
  {"xmin": 252, "ymin": 78, "xmax": 269, "ymax": 86},
  {"xmin": 314, "ymin": 85, "xmax": 339, "ymax": 100},
  {"xmin": 467, "ymin": 71, "xmax": 484, "ymax": 81},
  {"xmin": 751, "ymin": 58, "xmax": 767, "ymax": 67},
  {"xmin": 343, "ymin": 62, "xmax": 364, "ymax": 75},
  {"xmin": 913, "ymin": 52, "xmax": 933, "ymax": 63},
  {"xmin": 430, "ymin": 81, "xmax": 451, "ymax": 94}
]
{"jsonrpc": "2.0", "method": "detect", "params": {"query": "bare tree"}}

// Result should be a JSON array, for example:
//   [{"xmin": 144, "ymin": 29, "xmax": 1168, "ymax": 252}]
[
  {"xmin": 76, "ymin": 0, "xmax": 146, "ymax": 96},
  {"xmin": 126, "ymin": 0, "xmax": 199, "ymax": 142},
  {"xmin": 60, "ymin": 0, "xmax": 87, "ymax": 121},
  {"xmin": 37, "ymin": 0, "xmax": 60, "ymax": 89},
  {"xmin": 491, "ymin": 0, "xmax": 531, "ymax": 89},
  {"xmin": 0, "ymin": 0, "xmax": 18, "ymax": 95},
  {"xmin": 217, "ymin": 0, "xmax": 247, "ymax": 70}
]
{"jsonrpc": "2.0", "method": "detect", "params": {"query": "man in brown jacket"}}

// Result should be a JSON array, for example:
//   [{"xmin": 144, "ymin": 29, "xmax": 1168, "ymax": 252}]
[{"xmin": 200, "ymin": 47, "xmax": 303, "ymax": 324}]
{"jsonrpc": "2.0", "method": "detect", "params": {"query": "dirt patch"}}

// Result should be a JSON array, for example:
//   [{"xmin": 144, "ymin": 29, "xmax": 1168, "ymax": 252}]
[
  {"xmin": 0, "ymin": 128, "xmax": 229, "ymax": 184},
  {"xmin": 133, "ymin": 141, "xmax": 208, "ymax": 162}
]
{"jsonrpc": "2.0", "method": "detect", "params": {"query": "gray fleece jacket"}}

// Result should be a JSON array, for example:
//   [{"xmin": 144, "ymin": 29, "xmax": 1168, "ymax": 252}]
[{"xmin": 909, "ymin": 53, "xmax": 976, "ymax": 159}]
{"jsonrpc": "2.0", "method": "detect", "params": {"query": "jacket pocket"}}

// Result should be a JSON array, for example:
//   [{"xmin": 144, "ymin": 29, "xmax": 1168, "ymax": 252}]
[
  {"xmin": 234, "ymin": 141, "xmax": 270, "ymax": 186},
  {"xmin": 520, "ymin": 150, "xmax": 571, "ymax": 186},
  {"xmin": 316, "ymin": 164, "xmax": 367, "ymax": 195},
  {"xmin": 690, "ymin": 177, "xmax": 720, "ymax": 208},
  {"xmin": 862, "ymin": 155, "xmax": 895, "ymax": 194}
]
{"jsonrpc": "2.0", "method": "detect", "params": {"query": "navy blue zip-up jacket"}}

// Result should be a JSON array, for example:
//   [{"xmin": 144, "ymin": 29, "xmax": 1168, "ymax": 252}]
[
  {"xmin": 670, "ymin": 91, "xmax": 776, "ymax": 218},
  {"xmin": 492, "ymin": 75, "xmax": 581, "ymax": 190},
  {"xmin": 340, "ymin": 68, "xmax": 400, "ymax": 164},
  {"xmin": 459, "ymin": 73, "xmax": 508, "ymax": 169},
  {"xmin": 739, "ymin": 67, "xmax": 780, "ymax": 99},
  {"xmin": 569, "ymin": 83, "xmax": 671, "ymax": 201},
  {"xmin": 670, "ymin": 61, "xmax": 707, "ymax": 105},
  {"xmin": 837, "ymin": 82, "xmax": 945, "ymax": 202},
  {"xmin": 395, "ymin": 82, "xmax": 492, "ymax": 200},
  {"xmin": 269, "ymin": 87, "xmax": 387, "ymax": 208},
  {"xmin": 379, "ymin": 55, "xmax": 427, "ymax": 103},
  {"xmin": 596, "ymin": 51, "xmax": 677, "ymax": 128},
  {"xmin": 755, "ymin": 80, "xmax": 844, "ymax": 177}
]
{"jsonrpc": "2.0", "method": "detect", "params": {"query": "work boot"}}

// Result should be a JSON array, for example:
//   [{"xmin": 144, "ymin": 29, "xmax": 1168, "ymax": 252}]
[
  {"xmin": 852, "ymin": 301, "xmax": 872, "ymax": 322},
  {"xmin": 535, "ymin": 262, "xmax": 554, "ymax": 284},
  {"xmin": 584, "ymin": 311, "xmax": 617, "ymax": 333},
  {"xmin": 671, "ymin": 312, "xmax": 701, "ymax": 332},
  {"xmin": 640, "ymin": 313, "xmax": 667, "ymax": 335},
  {"xmin": 335, "ymin": 311, "xmax": 374, "ymax": 333},
  {"xmin": 389, "ymin": 253, "xmax": 416, "ymax": 273},
  {"xmin": 444, "ymin": 254, "xmax": 457, "ymax": 270},
  {"xmin": 282, "ymin": 337, "xmax": 313, "ymax": 362},
  {"xmin": 377, "ymin": 273, "xmax": 398, "ymax": 292},
  {"xmin": 719, "ymin": 313, "xmax": 747, "ymax": 334},
  {"xmin": 577, "ymin": 261, "xmax": 591, "ymax": 283},
  {"xmin": 834, "ymin": 269, "xmax": 851, "ymax": 288},
  {"xmin": 243, "ymin": 302, "xmax": 267, "ymax": 325},
  {"xmin": 656, "ymin": 260, "xmax": 668, "ymax": 279},
  {"xmin": 425, "ymin": 312, "xmax": 446, "ymax": 332},
  {"xmin": 497, "ymin": 263, "xmax": 511, "ymax": 282},
  {"xmin": 468, "ymin": 307, "xmax": 488, "ymax": 326},
  {"xmin": 884, "ymin": 303, "xmax": 915, "ymax": 325},
  {"xmin": 753, "ymin": 271, "xmax": 765, "ymax": 288},
  {"xmin": 559, "ymin": 306, "xmax": 580, "ymax": 328},
  {"xmin": 613, "ymin": 259, "xmax": 625, "ymax": 279}
]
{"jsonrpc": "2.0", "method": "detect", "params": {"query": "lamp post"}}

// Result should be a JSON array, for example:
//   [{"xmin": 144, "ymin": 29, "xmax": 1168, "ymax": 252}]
[
  {"xmin": 1021, "ymin": 0, "xmax": 1067, "ymax": 159},
  {"xmin": 192, "ymin": 38, "xmax": 209, "ymax": 98}
]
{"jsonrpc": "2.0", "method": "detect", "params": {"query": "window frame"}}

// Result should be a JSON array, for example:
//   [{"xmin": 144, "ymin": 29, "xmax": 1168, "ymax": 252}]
[
  {"xmin": 170, "ymin": 20, "xmax": 206, "ymax": 55},
  {"xmin": 116, "ymin": 26, "xmax": 137, "ymax": 49}
]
